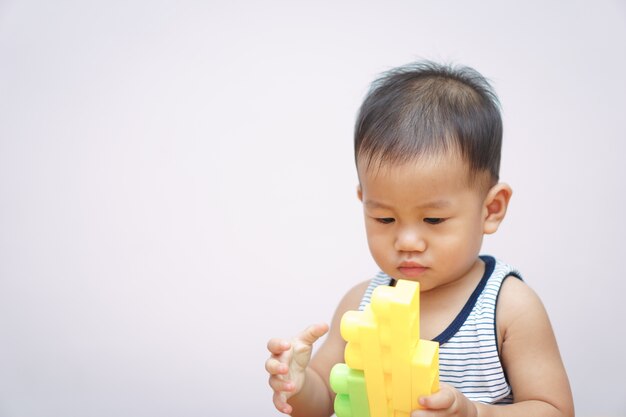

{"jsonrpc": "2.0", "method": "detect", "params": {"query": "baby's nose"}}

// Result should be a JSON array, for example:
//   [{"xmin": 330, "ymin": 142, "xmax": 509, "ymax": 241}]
[{"xmin": 395, "ymin": 227, "xmax": 426, "ymax": 252}]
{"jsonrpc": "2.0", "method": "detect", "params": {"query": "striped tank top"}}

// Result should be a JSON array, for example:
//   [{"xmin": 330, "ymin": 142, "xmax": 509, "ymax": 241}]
[{"xmin": 358, "ymin": 255, "xmax": 522, "ymax": 404}]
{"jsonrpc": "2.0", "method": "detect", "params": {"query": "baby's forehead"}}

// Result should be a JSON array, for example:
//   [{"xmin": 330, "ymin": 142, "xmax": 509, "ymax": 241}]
[
  {"xmin": 357, "ymin": 154, "xmax": 491, "ymax": 194},
  {"xmin": 357, "ymin": 150, "xmax": 465, "ymax": 176}
]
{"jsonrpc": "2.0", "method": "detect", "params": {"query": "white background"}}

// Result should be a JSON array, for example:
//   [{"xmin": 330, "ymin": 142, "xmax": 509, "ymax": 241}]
[{"xmin": 1, "ymin": 1, "xmax": 625, "ymax": 416}]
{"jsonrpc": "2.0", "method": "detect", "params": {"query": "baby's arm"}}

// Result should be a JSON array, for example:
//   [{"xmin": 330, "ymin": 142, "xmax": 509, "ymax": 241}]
[
  {"xmin": 413, "ymin": 277, "xmax": 574, "ymax": 417},
  {"xmin": 265, "ymin": 281, "xmax": 369, "ymax": 417}
]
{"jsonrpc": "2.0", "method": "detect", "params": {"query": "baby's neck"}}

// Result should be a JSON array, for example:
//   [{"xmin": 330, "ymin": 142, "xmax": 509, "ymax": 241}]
[{"xmin": 419, "ymin": 258, "xmax": 485, "ymax": 340}]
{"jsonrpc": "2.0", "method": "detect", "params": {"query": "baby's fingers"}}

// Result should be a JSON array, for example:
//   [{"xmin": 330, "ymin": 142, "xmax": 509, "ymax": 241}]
[
  {"xmin": 268, "ymin": 374, "xmax": 296, "ymax": 393},
  {"xmin": 296, "ymin": 323, "xmax": 329, "ymax": 346},
  {"xmin": 267, "ymin": 338, "xmax": 291, "ymax": 355},
  {"xmin": 265, "ymin": 357, "xmax": 289, "ymax": 376},
  {"xmin": 418, "ymin": 387, "xmax": 455, "ymax": 410},
  {"xmin": 273, "ymin": 391, "xmax": 293, "ymax": 415}
]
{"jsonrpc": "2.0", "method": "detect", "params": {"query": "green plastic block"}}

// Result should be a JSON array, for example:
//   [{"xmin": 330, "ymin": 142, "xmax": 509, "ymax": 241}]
[{"xmin": 330, "ymin": 363, "xmax": 371, "ymax": 417}]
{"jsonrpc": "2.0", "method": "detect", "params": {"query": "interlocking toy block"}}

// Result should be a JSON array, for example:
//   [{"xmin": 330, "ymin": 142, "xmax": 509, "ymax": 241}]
[
  {"xmin": 371, "ymin": 281, "xmax": 420, "ymax": 412},
  {"xmin": 330, "ymin": 363, "xmax": 370, "ymax": 417},
  {"xmin": 410, "ymin": 340, "xmax": 439, "ymax": 411},
  {"xmin": 342, "ymin": 308, "xmax": 390, "ymax": 417},
  {"xmin": 332, "ymin": 279, "xmax": 439, "ymax": 417}
]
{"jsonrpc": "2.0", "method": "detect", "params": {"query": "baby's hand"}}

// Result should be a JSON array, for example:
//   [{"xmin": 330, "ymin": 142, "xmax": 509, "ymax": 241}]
[
  {"xmin": 411, "ymin": 382, "xmax": 477, "ymax": 417},
  {"xmin": 265, "ymin": 323, "xmax": 329, "ymax": 414}
]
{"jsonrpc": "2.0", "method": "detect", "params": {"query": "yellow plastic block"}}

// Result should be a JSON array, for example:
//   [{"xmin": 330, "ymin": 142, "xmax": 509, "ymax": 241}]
[
  {"xmin": 342, "ymin": 310, "xmax": 366, "ymax": 370},
  {"xmin": 371, "ymin": 280, "xmax": 420, "ymax": 412},
  {"xmin": 342, "ymin": 308, "xmax": 389, "ymax": 417},
  {"xmin": 336, "ymin": 279, "xmax": 439, "ymax": 417},
  {"xmin": 410, "ymin": 339, "xmax": 440, "ymax": 411}
]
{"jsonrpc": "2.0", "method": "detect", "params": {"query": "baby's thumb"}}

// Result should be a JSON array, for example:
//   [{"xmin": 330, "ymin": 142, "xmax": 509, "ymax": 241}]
[{"xmin": 297, "ymin": 323, "xmax": 329, "ymax": 346}]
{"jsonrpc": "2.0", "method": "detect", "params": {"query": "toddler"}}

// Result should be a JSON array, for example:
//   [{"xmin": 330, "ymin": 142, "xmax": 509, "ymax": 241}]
[{"xmin": 265, "ymin": 61, "xmax": 574, "ymax": 417}]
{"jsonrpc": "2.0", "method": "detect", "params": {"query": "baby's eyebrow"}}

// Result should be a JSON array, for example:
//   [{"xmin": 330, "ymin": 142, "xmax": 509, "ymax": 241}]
[
  {"xmin": 364, "ymin": 199, "xmax": 451, "ymax": 210},
  {"xmin": 364, "ymin": 200, "xmax": 392, "ymax": 209},
  {"xmin": 419, "ymin": 199, "xmax": 452, "ymax": 209}
]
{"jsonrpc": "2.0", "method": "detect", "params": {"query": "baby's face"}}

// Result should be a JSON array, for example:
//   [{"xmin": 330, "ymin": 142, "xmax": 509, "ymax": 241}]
[{"xmin": 357, "ymin": 153, "xmax": 489, "ymax": 292}]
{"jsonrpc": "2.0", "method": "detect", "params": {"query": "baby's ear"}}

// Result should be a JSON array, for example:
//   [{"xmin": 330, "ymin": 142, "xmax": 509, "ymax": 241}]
[
  {"xmin": 483, "ymin": 183, "xmax": 513, "ymax": 234},
  {"xmin": 357, "ymin": 185, "xmax": 363, "ymax": 202}
]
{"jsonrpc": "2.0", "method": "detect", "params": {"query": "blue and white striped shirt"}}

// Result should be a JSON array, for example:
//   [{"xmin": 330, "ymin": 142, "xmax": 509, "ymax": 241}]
[{"xmin": 358, "ymin": 255, "xmax": 521, "ymax": 404}]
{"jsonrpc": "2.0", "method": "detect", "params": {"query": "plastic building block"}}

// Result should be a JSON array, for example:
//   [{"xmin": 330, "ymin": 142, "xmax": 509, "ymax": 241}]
[
  {"xmin": 342, "ymin": 308, "xmax": 391, "ymax": 417},
  {"xmin": 410, "ymin": 339, "xmax": 439, "ymax": 411},
  {"xmin": 332, "ymin": 279, "xmax": 439, "ymax": 417},
  {"xmin": 371, "ymin": 281, "xmax": 421, "ymax": 412},
  {"xmin": 330, "ymin": 363, "xmax": 370, "ymax": 417}
]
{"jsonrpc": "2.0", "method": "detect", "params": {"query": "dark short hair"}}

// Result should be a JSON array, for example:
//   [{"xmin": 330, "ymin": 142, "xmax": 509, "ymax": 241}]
[{"xmin": 354, "ymin": 61, "xmax": 502, "ymax": 184}]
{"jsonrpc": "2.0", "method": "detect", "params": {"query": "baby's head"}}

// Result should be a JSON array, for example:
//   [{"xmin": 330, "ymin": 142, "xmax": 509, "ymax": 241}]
[
  {"xmin": 353, "ymin": 61, "xmax": 511, "ymax": 286},
  {"xmin": 354, "ymin": 60, "xmax": 502, "ymax": 192}
]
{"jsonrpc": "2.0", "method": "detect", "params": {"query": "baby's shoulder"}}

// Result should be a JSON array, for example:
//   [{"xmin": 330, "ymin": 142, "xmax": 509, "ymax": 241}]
[
  {"xmin": 327, "ymin": 279, "xmax": 373, "ymax": 330},
  {"xmin": 337, "ymin": 279, "xmax": 372, "ymax": 311},
  {"xmin": 498, "ymin": 276, "xmax": 542, "ymax": 311},
  {"xmin": 496, "ymin": 276, "xmax": 550, "ymax": 336}
]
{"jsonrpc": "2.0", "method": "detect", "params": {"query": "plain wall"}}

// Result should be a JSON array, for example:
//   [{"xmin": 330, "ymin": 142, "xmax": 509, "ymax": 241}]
[{"xmin": 1, "ymin": 1, "xmax": 625, "ymax": 416}]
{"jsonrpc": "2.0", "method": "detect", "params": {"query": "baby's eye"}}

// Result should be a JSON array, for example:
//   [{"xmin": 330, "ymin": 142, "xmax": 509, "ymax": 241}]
[
  {"xmin": 424, "ymin": 218, "xmax": 445, "ymax": 225},
  {"xmin": 376, "ymin": 217, "xmax": 395, "ymax": 224}
]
